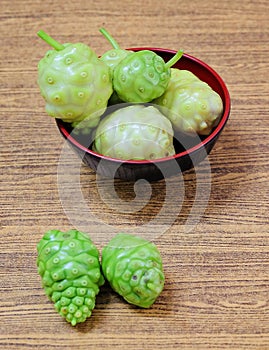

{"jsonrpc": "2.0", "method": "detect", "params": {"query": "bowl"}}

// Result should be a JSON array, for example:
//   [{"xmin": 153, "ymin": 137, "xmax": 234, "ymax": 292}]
[{"xmin": 56, "ymin": 48, "xmax": 230, "ymax": 182}]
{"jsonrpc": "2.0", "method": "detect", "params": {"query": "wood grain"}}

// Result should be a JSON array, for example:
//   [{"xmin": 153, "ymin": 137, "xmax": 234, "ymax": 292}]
[{"xmin": 1, "ymin": 0, "xmax": 268, "ymax": 349}]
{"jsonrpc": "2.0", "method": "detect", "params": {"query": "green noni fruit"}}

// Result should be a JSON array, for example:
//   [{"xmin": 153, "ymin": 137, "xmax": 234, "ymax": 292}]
[
  {"xmin": 113, "ymin": 50, "xmax": 184, "ymax": 103},
  {"xmin": 37, "ymin": 30, "xmax": 113, "ymax": 132},
  {"xmin": 37, "ymin": 229, "xmax": 104, "ymax": 326},
  {"xmin": 154, "ymin": 68, "xmax": 223, "ymax": 135},
  {"xmin": 99, "ymin": 27, "xmax": 133, "ymax": 106},
  {"xmin": 99, "ymin": 29, "xmax": 183, "ymax": 103},
  {"xmin": 101, "ymin": 233, "xmax": 165, "ymax": 308},
  {"xmin": 99, "ymin": 27, "xmax": 133, "ymax": 72},
  {"xmin": 92, "ymin": 104, "xmax": 175, "ymax": 160}
]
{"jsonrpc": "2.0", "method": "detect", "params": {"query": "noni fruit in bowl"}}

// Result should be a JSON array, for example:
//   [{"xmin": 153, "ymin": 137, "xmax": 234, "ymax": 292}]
[
  {"xmin": 154, "ymin": 68, "xmax": 224, "ymax": 136},
  {"xmin": 99, "ymin": 27, "xmax": 133, "ymax": 72},
  {"xmin": 99, "ymin": 28, "xmax": 183, "ymax": 103},
  {"xmin": 37, "ymin": 30, "xmax": 113, "ymax": 133},
  {"xmin": 112, "ymin": 49, "xmax": 183, "ymax": 103},
  {"xmin": 92, "ymin": 104, "xmax": 176, "ymax": 160}
]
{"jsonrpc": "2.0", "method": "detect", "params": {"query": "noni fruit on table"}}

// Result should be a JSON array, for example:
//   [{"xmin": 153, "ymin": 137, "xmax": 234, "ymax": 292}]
[
  {"xmin": 37, "ymin": 229, "xmax": 104, "ymax": 326},
  {"xmin": 101, "ymin": 233, "xmax": 165, "ymax": 308},
  {"xmin": 92, "ymin": 104, "xmax": 176, "ymax": 160},
  {"xmin": 37, "ymin": 30, "xmax": 113, "ymax": 132},
  {"xmin": 99, "ymin": 29, "xmax": 183, "ymax": 103},
  {"xmin": 154, "ymin": 68, "xmax": 223, "ymax": 135}
]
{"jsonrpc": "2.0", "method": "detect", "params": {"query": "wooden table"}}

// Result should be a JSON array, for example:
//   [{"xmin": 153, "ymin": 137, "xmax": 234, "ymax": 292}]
[{"xmin": 1, "ymin": 0, "xmax": 268, "ymax": 349}]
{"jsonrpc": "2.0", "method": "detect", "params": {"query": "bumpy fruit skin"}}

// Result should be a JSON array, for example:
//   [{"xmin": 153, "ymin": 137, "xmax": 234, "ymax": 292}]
[
  {"xmin": 101, "ymin": 233, "xmax": 165, "ymax": 308},
  {"xmin": 100, "ymin": 49, "xmax": 133, "ymax": 72},
  {"xmin": 37, "ymin": 43, "xmax": 113, "ymax": 131},
  {"xmin": 37, "ymin": 229, "xmax": 104, "ymax": 326},
  {"xmin": 101, "ymin": 49, "xmax": 133, "ymax": 106},
  {"xmin": 113, "ymin": 50, "xmax": 171, "ymax": 103},
  {"xmin": 92, "ymin": 104, "xmax": 175, "ymax": 160},
  {"xmin": 154, "ymin": 68, "xmax": 223, "ymax": 135}
]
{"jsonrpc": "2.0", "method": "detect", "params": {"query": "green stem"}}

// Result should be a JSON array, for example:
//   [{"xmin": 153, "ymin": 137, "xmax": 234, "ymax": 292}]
[
  {"xmin": 37, "ymin": 30, "xmax": 65, "ymax": 51},
  {"xmin": 165, "ymin": 50, "xmax": 184, "ymax": 68},
  {"xmin": 99, "ymin": 27, "xmax": 120, "ymax": 49}
]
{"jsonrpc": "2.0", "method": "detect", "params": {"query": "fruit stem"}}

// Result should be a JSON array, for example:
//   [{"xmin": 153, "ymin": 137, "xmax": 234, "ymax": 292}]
[
  {"xmin": 37, "ymin": 30, "xmax": 65, "ymax": 51},
  {"xmin": 99, "ymin": 27, "xmax": 120, "ymax": 49},
  {"xmin": 165, "ymin": 50, "xmax": 184, "ymax": 68}
]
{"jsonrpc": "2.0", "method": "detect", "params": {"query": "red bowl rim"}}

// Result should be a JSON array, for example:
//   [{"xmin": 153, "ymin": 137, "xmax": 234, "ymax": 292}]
[{"xmin": 57, "ymin": 48, "xmax": 231, "ymax": 165}]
